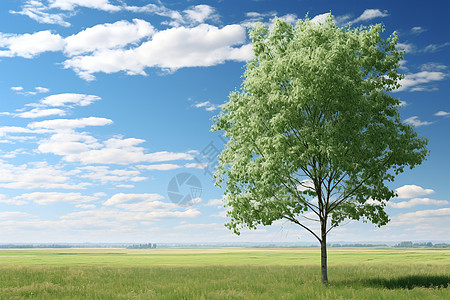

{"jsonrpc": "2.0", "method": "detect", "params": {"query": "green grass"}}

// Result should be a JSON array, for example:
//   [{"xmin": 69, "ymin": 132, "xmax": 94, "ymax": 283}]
[{"xmin": 0, "ymin": 248, "xmax": 449, "ymax": 299}]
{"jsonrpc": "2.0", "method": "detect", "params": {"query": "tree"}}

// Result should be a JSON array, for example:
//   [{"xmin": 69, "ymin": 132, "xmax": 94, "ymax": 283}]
[{"xmin": 212, "ymin": 16, "xmax": 429, "ymax": 284}]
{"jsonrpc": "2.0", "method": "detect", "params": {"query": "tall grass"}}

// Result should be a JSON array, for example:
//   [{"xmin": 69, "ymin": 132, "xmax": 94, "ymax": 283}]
[{"xmin": 0, "ymin": 249, "xmax": 449, "ymax": 299}]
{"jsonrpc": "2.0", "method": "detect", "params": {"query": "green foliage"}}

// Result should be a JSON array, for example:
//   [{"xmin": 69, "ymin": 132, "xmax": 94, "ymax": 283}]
[{"xmin": 212, "ymin": 16, "xmax": 428, "ymax": 237}]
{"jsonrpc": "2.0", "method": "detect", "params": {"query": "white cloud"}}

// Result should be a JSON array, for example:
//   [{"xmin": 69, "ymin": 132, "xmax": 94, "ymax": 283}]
[
  {"xmin": 40, "ymin": 93, "xmax": 101, "ymax": 107},
  {"xmin": 403, "ymin": 116, "xmax": 433, "ymax": 127},
  {"xmin": 280, "ymin": 14, "xmax": 298, "ymax": 25},
  {"xmin": 242, "ymin": 11, "xmax": 277, "ymax": 28},
  {"xmin": 138, "ymin": 164, "xmax": 182, "ymax": 171},
  {"xmin": 9, "ymin": 93, "xmax": 100, "ymax": 119},
  {"xmin": 0, "ymin": 195, "xmax": 27, "ymax": 205},
  {"xmin": 396, "ymin": 42, "xmax": 416, "ymax": 54},
  {"xmin": 194, "ymin": 101, "xmax": 223, "ymax": 111},
  {"xmin": 63, "ymin": 24, "xmax": 251, "ymax": 80},
  {"xmin": 184, "ymin": 5, "xmax": 219, "ymax": 24},
  {"xmin": 0, "ymin": 211, "xmax": 32, "ymax": 219},
  {"xmin": 125, "ymin": 3, "xmax": 182, "ymax": 22},
  {"xmin": 393, "ymin": 208, "xmax": 450, "ymax": 225},
  {"xmin": 397, "ymin": 42, "xmax": 450, "ymax": 54},
  {"xmin": 64, "ymin": 19, "xmax": 155, "ymax": 56},
  {"xmin": 352, "ymin": 9, "xmax": 389, "ymax": 23},
  {"xmin": 28, "ymin": 117, "xmax": 113, "ymax": 130},
  {"xmin": 9, "ymin": 1, "xmax": 71, "ymax": 27},
  {"xmin": 435, "ymin": 111, "xmax": 450, "ymax": 117},
  {"xmin": 389, "ymin": 198, "xmax": 448, "ymax": 209},
  {"xmin": 174, "ymin": 222, "xmax": 221, "ymax": 230},
  {"xmin": 49, "ymin": 0, "xmax": 121, "ymax": 12},
  {"xmin": 127, "ymin": 4, "xmax": 218, "ymax": 27},
  {"xmin": 0, "ymin": 30, "xmax": 65, "ymax": 58},
  {"xmin": 59, "ymin": 140, "xmax": 194, "ymax": 165},
  {"xmin": 76, "ymin": 204, "xmax": 96, "ymax": 209},
  {"xmin": 79, "ymin": 166, "xmax": 145, "ymax": 183},
  {"xmin": 17, "ymin": 108, "xmax": 66, "ymax": 118},
  {"xmin": 10, "ymin": 86, "xmax": 49, "ymax": 96},
  {"xmin": 423, "ymin": 42, "xmax": 450, "ymax": 53},
  {"xmin": 184, "ymin": 162, "xmax": 209, "ymax": 169},
  {"xmin": 411, "ymin": 26, "xmax": 426, "ymax": 34},
  {"xmin": 35, "ymin": 87, "xmax": 50, "ymax": 93},
  {"xmin": 311, "ymin": 12, "xmax": 331, "ymax": 24},
  {"xmin": 204, "ymin": 198, "xmax": 224, "ymax": 208},
  {"xmin": 0, "ymin": 126, "xmax": 34, "ymax": 137},
  {"xmin": 16, "ymin": 192, "xmax": 97, "ymax": 205},
  {"xmin": 28, "ymin": 118, "xmax": 194, "ymax": 165},
  {"xmin": 4, "ymin": 5, "xmax": 250, "ymax": 80},
  {"xmin": 396, "ymin": 71, "xmax": 447, "ymax": 92},
  {"xmin": 0, "ymin": 160, "xmax": 90, "ymax": 190},
  {"xmin": 420, "ymin": 63, "xmax": 447, "ymax": 72},
  {"xmin": 396, "ymin": 184, "xmax": 435, "ymax": 199},
  {"xmin": 103, "ymin": 193, "xmax": 165, "ymax": 206}
]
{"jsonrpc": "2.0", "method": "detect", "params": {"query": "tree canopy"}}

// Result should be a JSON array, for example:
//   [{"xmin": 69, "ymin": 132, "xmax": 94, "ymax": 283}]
[{"xmin": 212, "ymin": 15, "xmax": 429, "ymax": 283}]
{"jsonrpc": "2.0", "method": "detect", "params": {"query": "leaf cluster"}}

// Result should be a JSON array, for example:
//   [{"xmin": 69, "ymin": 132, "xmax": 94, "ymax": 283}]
[{"xmin": 212, "ymin": 16, "xmax": 428, "ymax": 237}]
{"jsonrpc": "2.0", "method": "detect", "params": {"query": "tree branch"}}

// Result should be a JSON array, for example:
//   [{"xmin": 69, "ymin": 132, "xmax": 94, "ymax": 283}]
[{"xmin": 284, "ymin": 215, "xmax": 321, "ymax": 242}]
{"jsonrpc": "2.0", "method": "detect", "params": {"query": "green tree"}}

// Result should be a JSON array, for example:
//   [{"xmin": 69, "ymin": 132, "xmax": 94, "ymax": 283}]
[{"xmin": 212, "ymin": 16, "xmax": 428, "ymax": 284}]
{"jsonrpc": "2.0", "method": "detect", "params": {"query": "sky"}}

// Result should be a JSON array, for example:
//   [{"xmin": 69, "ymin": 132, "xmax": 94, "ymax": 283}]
[{"xmin": 0, "ymin": 0, "xmax": 448, "ymax": 244}]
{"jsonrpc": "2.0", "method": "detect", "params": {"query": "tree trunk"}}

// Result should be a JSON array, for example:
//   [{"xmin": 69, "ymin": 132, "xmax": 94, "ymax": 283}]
[{"xmin": 320, "ymin": 224, "xmax": 328, "ymax": 284}]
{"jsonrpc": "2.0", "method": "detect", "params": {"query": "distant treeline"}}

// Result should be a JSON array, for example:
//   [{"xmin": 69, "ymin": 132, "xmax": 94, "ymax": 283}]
[
  {"xmin": 328, "ymin": 243, "xmax": 387, "ymax": 248},
  {"xmin": 127, "ymin": 243, "xmax": 157, "ymax": 249},
  {"xmin": 394, "ymin": 241, "xmax": 450, "ymax": 248}
]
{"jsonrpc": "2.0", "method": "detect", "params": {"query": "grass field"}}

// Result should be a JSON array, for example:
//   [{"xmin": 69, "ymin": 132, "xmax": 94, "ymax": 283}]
[{"xmin": 0, "ymin": 247, "xmax": 449, "ymax": 299}]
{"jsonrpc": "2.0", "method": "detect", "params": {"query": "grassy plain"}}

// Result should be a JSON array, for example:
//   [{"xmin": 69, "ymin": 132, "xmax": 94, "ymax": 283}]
[{"xmin": 0, "ymin": 247, "xmax": 449, "ymax": 299}]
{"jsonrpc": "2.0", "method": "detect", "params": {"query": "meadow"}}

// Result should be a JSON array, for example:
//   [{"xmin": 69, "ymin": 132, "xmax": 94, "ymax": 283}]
[{"xmin": 0, "ymin": 247, "xmax": 449, "ymax": 299}]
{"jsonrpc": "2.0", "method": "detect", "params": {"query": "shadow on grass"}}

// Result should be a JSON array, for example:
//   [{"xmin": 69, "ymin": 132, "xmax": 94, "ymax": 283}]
[{"xmin": 360, "ymin": 275, "xmax": 450, "ymax": 289}]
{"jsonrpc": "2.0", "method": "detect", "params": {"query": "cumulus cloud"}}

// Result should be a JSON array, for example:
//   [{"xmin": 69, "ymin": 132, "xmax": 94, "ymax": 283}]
[
  {"xmin": 396, "ymin": 71, "xmax": 447, "ymax": 92},
  {"xmin": 435, "ymin": 111, "xmax": 450, "ymax": 117},
  {"xmin": 389, "ymin": 198, "xmax": 448, "ymax": 209},
  {"xmin": 0, "ymin": 211, "xmax": 33, "ymax": 219},
  {"xmin": 410, "ymin": 26, "xmax": 426, "ymax": 34},
  {"xmin": 203, "ymin": 198, "xmax": 224, "ymax": 208},
  {"xmin": 16, "ymin": 192, "xmax": 98, "ymax": 205},
  {"xmin": 137, "ymin": 164, "xmax": 182, "ymax": 171},
  {"xmin": 311, "ymin": 12, "xmax": 331, "ymax": 24},
  {"xmin": 0, "ymin": 30, "xmax": 65, "ymax": 58},
  {"xmin": 422, "ymin": 42, "xmax": 450, "ymax": 53},
  {"xmin": 64, "ymin": 19, "xmax": 155, "ymax": 56},
  {"xmin": 79, "ymin": 166, "xmax": 145, "ymax": 184},
  {"xmin": 9, "ymin": 1, "xmax": 71, "ymax": 27},
  {"xmin": 396, "ymin": 42, "xmax": 416, "ymax": 54},
  {"xmin": 63, "ymin": 24, "xmax": 252, "ymax": 80},
  {"xmin": 3, "ymin": 5, "xmax": 250, "ymax": 80},
  {"xmin": 28, "ymin": 117, "xmax": 113, "ymax": 130},
  {"xmin": 388, "ymin": 198, "xmax": 448, "ymax": 208},
  {"xmin": 392, "ymin": 208, "xmax": 450, "ymax": 226},
  {"xmin": 403, "ymin": 116, "xmax": 433, "ymax": 127},
  {"xmin": 16, "ymin": 108, "xmax": 66, "ymax": 119},
  {"xmin": 40, "ymin": 93, "xmax": 101, "ymax": 107},
  {"xmin": 49, "ymin": 0, "xmax": 121, "ymax": 12},
  {"xmin": 183, "ymin": 5, "xmax": 219, "ymax": 24},
  {"xmin": 351, "ymin": 9, "xmax": 389, "ymax": 23},
  {"xmin": 11, "ymin": 86, "xmax": 49, "ymax": 96},
  {"xmin": 26, "ymin": 117, "xmax": 194, "ymax": 165},
  {"xmin": 396, "ymin": 185, "xmax": 435, "ymax": 199},
  {"xmin": 0, "ymin": 160, "xmax": 90, "ymax": 190},
  {"xmin": 103, "ymin": 193, "xmax": 165, "ymax": 206},
  {"xmin": 10, "ymin": 93, "xmax": 100, "ymax": 119},
  {"xmin": 194, "ymin": 101, "xmax": 223, "ymax": 111}
]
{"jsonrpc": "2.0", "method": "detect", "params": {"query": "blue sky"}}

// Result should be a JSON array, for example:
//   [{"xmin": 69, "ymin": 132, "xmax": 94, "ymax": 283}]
[{"xmin": 0, "ymin": 0, "xmax": 448, "ymax": 244}]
